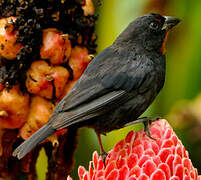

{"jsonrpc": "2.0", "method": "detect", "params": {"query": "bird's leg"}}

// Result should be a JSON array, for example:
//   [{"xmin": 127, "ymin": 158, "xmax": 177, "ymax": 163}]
[
  {"xmin": 96, "ymin": 133, "xmax": 108, "ymax": 163},
  {"xmin": 124, "ymin": 116, "xmax": 161, "ymax": 139}
]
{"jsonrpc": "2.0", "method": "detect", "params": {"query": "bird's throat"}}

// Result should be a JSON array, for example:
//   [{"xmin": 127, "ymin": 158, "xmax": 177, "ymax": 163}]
[{"xmin": 160, "ymin": 31, "xmax": 169, "ymax": 55}]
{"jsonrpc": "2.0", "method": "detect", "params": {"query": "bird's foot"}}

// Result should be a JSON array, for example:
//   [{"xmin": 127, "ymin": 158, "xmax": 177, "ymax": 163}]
[{"xmin": 124, "ymin": 116, "xmax": 161, "ymax": 140}]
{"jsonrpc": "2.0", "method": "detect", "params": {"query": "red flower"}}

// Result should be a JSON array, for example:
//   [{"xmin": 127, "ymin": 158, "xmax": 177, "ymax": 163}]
[{"xmin": 78, "ymin": 120, "xmax": 201, "ymax": 180}]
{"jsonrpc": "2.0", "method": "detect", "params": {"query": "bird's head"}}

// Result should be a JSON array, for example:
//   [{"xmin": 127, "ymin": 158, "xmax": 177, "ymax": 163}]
[{"xmin": 114, "ymin": 13, "xmax": 181, "ymax": 54}]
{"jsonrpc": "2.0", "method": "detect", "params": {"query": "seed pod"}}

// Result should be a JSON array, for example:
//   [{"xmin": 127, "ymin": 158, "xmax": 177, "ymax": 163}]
[
  {"xmin": 40, "ymin": 28, "xmax": 72, "ymax": 65},
  {"xmin": 0, "ymin": 17, "xmax": 22, "ymax": 60},
  {"xmin": 0, "ymin": 85, "xmax": 29, "ymax": 129},
  {"xmin": 20, "ymin": 96, "xmax": 55, "ymax": 140},
  {"xmin": 26, "ymin": 60, "xmax": 69, "ymax": 99},
  {"xmin": 69, "ymin": 46, "xmax": 92, "ymax": 80},
  {"xmin": 82, "ymin": 0, "xmax": 95, "ymax": 16}
]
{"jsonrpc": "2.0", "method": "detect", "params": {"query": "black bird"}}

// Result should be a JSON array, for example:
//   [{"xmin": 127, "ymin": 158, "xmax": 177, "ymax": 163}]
[{"xmin": 13, "ymin": 13, "xmax": 180, "ymax": 159}]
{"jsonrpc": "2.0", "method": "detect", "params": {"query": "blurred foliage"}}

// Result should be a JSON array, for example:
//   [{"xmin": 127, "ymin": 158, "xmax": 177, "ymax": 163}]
[
  {"xmin": 168, "ymin": 93, "xmax": 201, "ymax": 173},
  {"xmin": 37, "ymin": 0, "xmax": 201, "ymax": 179}
]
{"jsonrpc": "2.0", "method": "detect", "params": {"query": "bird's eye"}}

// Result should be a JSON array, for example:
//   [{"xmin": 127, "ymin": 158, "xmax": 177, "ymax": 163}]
[{"xmin": 149, "ymin": 22, "xmax": 159, "ymax": 30}]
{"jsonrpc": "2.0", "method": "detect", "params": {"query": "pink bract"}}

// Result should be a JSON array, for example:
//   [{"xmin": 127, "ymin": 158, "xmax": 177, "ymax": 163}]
[{"xmin": 78, "ymin": 119, "xmax": 201, "ymax": 180}]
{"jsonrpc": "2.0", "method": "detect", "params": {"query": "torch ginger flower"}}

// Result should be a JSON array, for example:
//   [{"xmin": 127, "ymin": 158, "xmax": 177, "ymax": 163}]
[{"xmin": 78, "ymin": 119, "xmax": 201, "ymax": 180}]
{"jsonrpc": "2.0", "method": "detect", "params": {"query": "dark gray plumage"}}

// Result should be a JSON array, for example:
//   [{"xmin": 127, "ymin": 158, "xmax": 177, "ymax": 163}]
[{"xmin": 13, "ymin": 13, "xmax": 180, "ymax": 159}]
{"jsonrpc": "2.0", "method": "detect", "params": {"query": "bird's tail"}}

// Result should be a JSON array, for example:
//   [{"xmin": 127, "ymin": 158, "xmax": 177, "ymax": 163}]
[{"xmin": 13, "ymin": 124, "xmax": 55, "ymax": 159}]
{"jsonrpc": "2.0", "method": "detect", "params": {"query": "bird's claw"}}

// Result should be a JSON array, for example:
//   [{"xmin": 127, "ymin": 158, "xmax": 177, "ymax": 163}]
[
  {"xmin": 143, "ymin": 120, "xmax": 155, "ymax": 140},
  {"xmin": 124, "ymin": 116, "xmax": 161, "ymax": 127},
  {"xmin": 124, "ymin": 116, "xmax": 161, "ymax": 140},
  {"xmin": 143, "ymin": 116, "xmax": 161, "ymax": 140},
  {"xmin": 149, "ymin": 116, "xmax": 161, "ymax": 124}
]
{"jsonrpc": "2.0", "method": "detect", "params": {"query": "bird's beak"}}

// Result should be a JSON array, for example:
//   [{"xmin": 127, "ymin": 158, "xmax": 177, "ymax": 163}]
[{"xmin": 162, "ymin": 16, "xmax": 181, "ymax": 30}]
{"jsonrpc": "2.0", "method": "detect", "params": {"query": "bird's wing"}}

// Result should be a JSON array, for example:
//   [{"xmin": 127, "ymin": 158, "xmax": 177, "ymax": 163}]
[
  {"xmin": 51, "ymin": 90, "xmax": 129, "ymax": 129},
  {"xmin": 49, "ymin": 46, "xmax": 153, "ymax": 129}
]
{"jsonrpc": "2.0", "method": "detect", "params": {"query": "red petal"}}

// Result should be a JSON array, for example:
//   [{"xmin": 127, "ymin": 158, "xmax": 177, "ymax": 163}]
[
  {"xmin": 158, "ymin": 163, "xmax": 171, "ymax": 179},
  {"xmin": 171, "ymin": 146, "xmax": 176, "ymax": 154},
  {"xmin": 132, "ymin": 139, "xmax": 142, "ymax": 147},
  {"xmin": 89, "ymin": 162, "xmax": 94, "ymax": 179},
  {"xmin": 174, "ymin": 164, "xmax": 184, "ymax": 180},
  {"xmin": 184, "ymin": 167, "xmax": 190, "ymax": 177},
  {"xmin": 93, "ymin": 151, "xmax": 99, "ymax": 170},
  {"xmin": 169, "ymin": 176, "xmax": 180, "ymax": 180},
  {"xmin": 129, "ymin": 166, "xmax": 142, "ymax": 177},
  {"xmin": 182, "ymin": 158, "xmax": 192, "ymax": 171},
  {"xmin": 132, "ymin": 144, "xmax": 144, "ymax": 158},
  {"xmin": 78, "ymin": 166, "xmax": 87, "ymax": 178},
  {"xmin": 151, "ymin": 143, "xmax": 160, "ymax": 155},
  {"xmin": 114, "ymin": 140, "xmax": 125, "ymax": 153},
  {"xmin": 134, "ymin": 132, "xmax": 141, "ymax": 141},
  {"xmin": 170, "ymin": 135, "xmax": 178, "ymax": 146},
  {"xmin": 118, "ymin": 149, "xmax": 127, "ymax": 159},
  {"xmin": 159, "ymin": 148, "xmax": 172, "ymax": 162},
  {"xmin": 92, "ymin": 172, "xmax": 96, "ymax": 180},
  {"xmin": 96, "ymin": 178, "xmax": 104, "ymax": 180},
  {"xmin": 175, "ymin": 144, "xmax": 183, "ymax": 158},
  {"xmin": 143, "ymin": 140, "xmax": 152, "ymax": 150},
  {"xmin": 96, "ymin": 170, "xmax": 104, "ymax": 178},
  {"xmin": 97, "ymin": 158, "xmax": 104, "ymax": 170},
  {"xmin": 190, "ymin": 168, "xmax": 198, "ymax": 179},
  {"xmin": 190, "ymin": 170, "xmax": 195, "ymax": 179},
  {"xmin": 119, "ymin": 165, "xmax": 129, "ymax": 180},
  {"xmin": 127, "ymin": 154, "xmax": 138, "ymax": 169},
  {"xmin": 138, "ymin": 155, "xmax": 151, "ymax": 167},
  {"xmin": 161, "ymin": 139, "xmax": 174, "ymax": 148},
  {"xmin": 183, "ymin": 146, "xmax": 188, "ymax": 158},
  {"xmin": 106, "ymin": 170, "xmax": 119, "ymax": 180},
  {"xmin": 128, "ymin": 176, "xmax": 137, "ymax": 180},
  {"xmin": 125, "ymin": 144, "xmax": 131, "ymax": 155},
  {"xmin": 125, "ymin": 131, "xmax": 135, "ymax": 143},
  {"xmin": 144, "ymin": 149, "xmax": 155, "ymax": 157},
  {"xmin": 142, "ymin": 160, "xmax": 157, "ymax": 177},
  {"xmin": 194, "ymin": 168, "xmax": 198, "ymax": 179},
  {"xmin": 116, "ymin": 157, "xmax": 126, "ymax": 169},
  {"xmin": 150, "ymin": 126, "xmax": 162, "ymax": 139},
  {"xmin": 150, "ymin": 169, "xmax": 166, "ymax": 180},
  {"xmin": 104, "ymin": 161, "xmax": 116, "ymax": 178},
  {"xmin": 164, "ymin": 128, "xmax": 172, "ymax": 139},
  {"xmin": 183, "ymin": 175, "xmax": 190, "ymax": 180},
  {"xmin": 138, "ymin": 174, "xmax": 149, "ymax": 180},
  {"xmin": 83, "ymin": 172, "xmax": 89, "ymax": 180},
  {"xmin": 166, "ymin": 154, "xmax": 174, "ymax": 175},
  {"xmin": 105, "ymin": 153, "xmax": 112, "ymax": 165},
  {"xmin": 157, "ymin": 139, "xmax": 162, "ymax": 149},
  {"xmin": 173, "ymin": 155, "xmax": 182, "ymax": 171},
  {"xmin": 153, "ymin": 156, "xmax": 162, "ymax": 166},
  {"xmin": 108, "ymin": 150, "xmax": 118, "ymax": 162}
]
